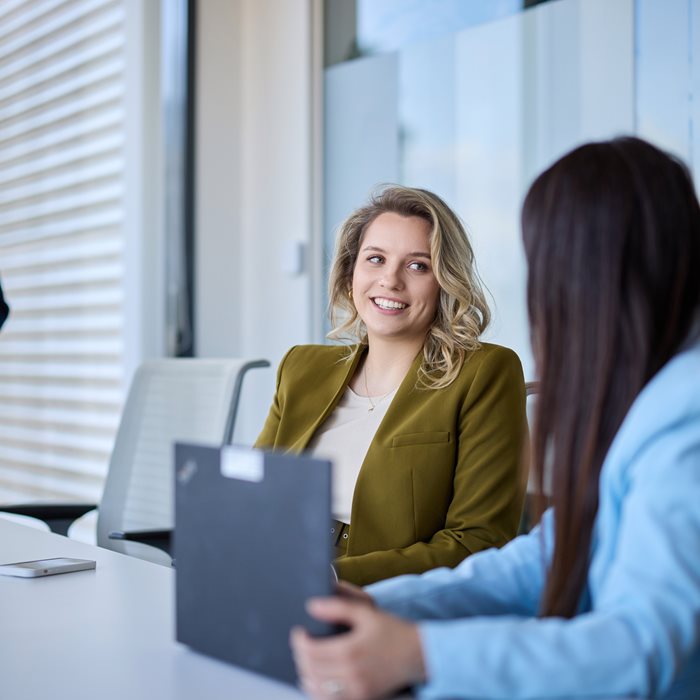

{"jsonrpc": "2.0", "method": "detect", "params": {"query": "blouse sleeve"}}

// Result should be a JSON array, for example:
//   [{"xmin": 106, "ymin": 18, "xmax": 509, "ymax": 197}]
[
  {"xmin": 335, "ymin": 346, "xmax": 528, "ymax": 584},
  {"xmin": 367, "ymin": 510, "xmax": 553, "ymax": 621},
  {"xmin": 413, "ymin": 420, "xmax": 700, "ymax": 699}
]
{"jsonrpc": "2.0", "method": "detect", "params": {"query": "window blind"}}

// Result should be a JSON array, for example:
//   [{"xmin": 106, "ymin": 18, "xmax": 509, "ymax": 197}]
[{"xmin": 0, "ymin": 0, "xmax": 126, "ymax": 504}]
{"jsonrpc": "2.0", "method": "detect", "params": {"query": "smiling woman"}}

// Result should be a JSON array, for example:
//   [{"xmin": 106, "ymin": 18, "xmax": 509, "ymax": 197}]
[
  {"xmin": 255, "ymin": 185, "xmax": 527, "ymax": 585},
  {"xmin": 350, "ymin": 212, "xmax": 440, "ymax": 352}
]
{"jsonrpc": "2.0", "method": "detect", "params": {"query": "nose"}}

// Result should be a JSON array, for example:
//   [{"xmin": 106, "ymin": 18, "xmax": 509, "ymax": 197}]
[{"xmin": 379, "ymin": 264, "xmax": 403, "ymax": 290}]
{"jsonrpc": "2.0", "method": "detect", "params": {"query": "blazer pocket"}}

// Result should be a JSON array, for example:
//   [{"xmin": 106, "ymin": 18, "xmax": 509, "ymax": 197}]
[{"xmin": 391, "ymin": 431, "xmax": 451, "ymax": 447}]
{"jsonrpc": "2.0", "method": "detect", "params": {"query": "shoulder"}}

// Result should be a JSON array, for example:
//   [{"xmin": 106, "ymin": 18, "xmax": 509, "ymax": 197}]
[
  {"xmin": 455, "ymin": 342, "xmax": 525, "ymax": 388},
  {"xmin": 647, "ymin": 341, "xmax": 700, "ymax": 416},
  {"xmin": 281, "ymin": 343, "xmax": 355, "ymax": 366},
  {"xmin": 605, "ymin": 342, "xmax": 700, "ymax": 478},
  {"xmin": 466, "ymin": 342, "xmax": 523, "ymax": 370},
  {"xmin": 422, "ymin": 343, "xmax": 525, "ymax": 420},
  {"xmin": 276, "ymin": 343, "xmax": 357, "ymax": 383},
  {"xmin": 623, "ymin": 342, "xmax": 700, "ymax": 438}
]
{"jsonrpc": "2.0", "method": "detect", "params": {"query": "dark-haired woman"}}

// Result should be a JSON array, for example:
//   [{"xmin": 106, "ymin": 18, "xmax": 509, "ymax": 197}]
[{"xmin": 291, "ymin": 137, "xmax": 700, "ymax": 700}]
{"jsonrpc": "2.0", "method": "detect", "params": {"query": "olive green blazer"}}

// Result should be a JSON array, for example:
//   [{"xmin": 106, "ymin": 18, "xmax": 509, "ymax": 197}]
[{"xmin": 255, "ymin": 343, "xmax": 526, "ymax": 586}]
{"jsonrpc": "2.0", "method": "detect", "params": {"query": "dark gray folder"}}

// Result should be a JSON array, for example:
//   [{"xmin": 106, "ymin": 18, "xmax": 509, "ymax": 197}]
[{"xmin": 174, "ymin": 443, "xmax": 337, "ymax": 685}]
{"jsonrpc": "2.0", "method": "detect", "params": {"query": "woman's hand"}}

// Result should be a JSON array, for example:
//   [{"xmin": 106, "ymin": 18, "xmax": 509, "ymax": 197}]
[
  {"xmin": 335, "ymin": 580, "xmax": 374, "ymax": 605},
  {"xmin": 290, "ymin": 596, "xmax": 426, "ymax": 700}
]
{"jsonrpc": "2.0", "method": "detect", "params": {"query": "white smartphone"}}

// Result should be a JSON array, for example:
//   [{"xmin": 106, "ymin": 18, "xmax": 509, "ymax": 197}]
[{"xmin": 0, "ymin": 557, "xmax": 96, "ymax": 578}]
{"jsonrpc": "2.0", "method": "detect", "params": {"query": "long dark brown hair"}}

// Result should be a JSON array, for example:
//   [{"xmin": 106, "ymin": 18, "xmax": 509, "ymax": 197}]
[{"xmin": 522, "ymin": 137, "xmax": 700, "ymax": 618}]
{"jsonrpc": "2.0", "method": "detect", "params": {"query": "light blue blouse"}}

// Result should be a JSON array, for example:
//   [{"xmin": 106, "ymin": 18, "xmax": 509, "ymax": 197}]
[{"xmin": 368, "ymin": 341, "xmax": 700, "ymax": 699}]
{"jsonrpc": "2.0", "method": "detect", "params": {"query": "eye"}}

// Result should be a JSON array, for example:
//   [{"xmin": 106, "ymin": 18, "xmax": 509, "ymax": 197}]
[
  {"xmin": 408, "ymin": 261, "xmax": 429, "ymax": 272},
  {"xmin": 367, "ymin": 254, "xmax": 384, "ymax": 264}
]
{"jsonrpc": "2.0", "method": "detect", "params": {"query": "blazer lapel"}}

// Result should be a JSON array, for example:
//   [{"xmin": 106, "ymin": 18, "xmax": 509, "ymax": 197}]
[
  {"xmin": 372, "ymin": 350, "xmax": 423, "ymax": 441},
  {"xmin": 289, "ymin": 344, "xmax": 367, "ymax": 452},
  {"xmin": 347, "ymin": 349, "xmax": 424, "ymax": 526}
]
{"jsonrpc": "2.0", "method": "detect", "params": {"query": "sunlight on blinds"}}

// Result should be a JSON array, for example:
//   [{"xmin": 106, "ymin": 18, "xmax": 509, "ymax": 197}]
[{"xmin": 0, "ymin": 0, "xmax": 126, "ymax": 503}]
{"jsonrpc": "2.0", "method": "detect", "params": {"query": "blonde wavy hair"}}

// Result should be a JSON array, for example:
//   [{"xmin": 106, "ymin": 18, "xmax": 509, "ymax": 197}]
[{"xmin": 327, "ymin": 185, "xmax": 491, "ymax": 389}]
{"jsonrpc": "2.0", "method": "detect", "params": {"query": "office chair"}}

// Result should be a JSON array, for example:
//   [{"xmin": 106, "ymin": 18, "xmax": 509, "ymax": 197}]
[
  {"xmin": 518, "ymin": 381, "xmax": 548, "ymax": 535},
  {"xmin": 0, "ymin": 358, "xmax": 269, "ymax": 565}
]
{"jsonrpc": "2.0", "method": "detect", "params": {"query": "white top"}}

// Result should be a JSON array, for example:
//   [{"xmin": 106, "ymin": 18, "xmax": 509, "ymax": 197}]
[{"xmin": 308, "ymin": 386, "xmax": 397, "ymax": 523}]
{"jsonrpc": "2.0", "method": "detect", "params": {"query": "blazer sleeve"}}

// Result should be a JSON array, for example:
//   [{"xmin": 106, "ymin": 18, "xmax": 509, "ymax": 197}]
[
  {"xmin": 253, "ymin": 346, "xmax": 297, "ymax": 449},
  {"xmin": 335, "ymin": 347, "xmax": 527, "ymax": 585}
]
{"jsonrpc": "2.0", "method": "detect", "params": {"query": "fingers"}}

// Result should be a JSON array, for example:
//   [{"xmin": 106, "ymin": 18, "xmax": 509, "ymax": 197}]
[
  {"xmin": 291, "ymin": 620, "xmax": 354, "ymax": 665},
  {"xmin": 297, "ymin": 675, "xmax": 322, "ymax": 700},
  {"xmin": 292, "ymin": 612, "xmax": 415, "ymax": 700},
  {"xmin": 306, "ymin": 596, "xmax": 366, "ymax": 626},
  {"xmin": 290, "ymin": 627, "xmax": 317, "ymax": 678},
  {"xmin": 291, "ymin": 627, "xmax": 350, "ymax": 698},
  {"xmin": 335, "ymin": 581, "xmax": 373, "ymax": 605},
  {"xmin": 292, "ymin": 600, "xmax": 391, "ymax": 698},
  {"xmin": 335, "ymin": 580, "xmax": 361, "ymax": 596}
]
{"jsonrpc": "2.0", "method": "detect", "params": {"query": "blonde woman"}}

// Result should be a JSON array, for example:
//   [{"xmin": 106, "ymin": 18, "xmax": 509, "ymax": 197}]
[{"xmin": 255, "ymin": 186, "xmax": 526, "ymax": 586}]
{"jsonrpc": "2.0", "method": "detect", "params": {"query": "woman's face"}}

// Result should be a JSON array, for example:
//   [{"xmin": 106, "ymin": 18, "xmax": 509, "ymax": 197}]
[{"xmin": 351, "ymin": 212, "xmax": 441, "ymax": 346}]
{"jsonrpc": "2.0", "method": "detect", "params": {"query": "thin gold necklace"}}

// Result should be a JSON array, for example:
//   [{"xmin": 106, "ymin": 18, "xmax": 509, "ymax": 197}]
[{"xmin": 363, "ymin": 364, "xmax": 395, "ymax": 413}]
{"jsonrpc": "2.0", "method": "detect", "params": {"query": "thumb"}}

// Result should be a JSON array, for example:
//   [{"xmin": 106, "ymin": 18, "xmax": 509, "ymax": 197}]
[{"xmin": 306, "ymin": 596, "xmax": 367, "ymax": 627}]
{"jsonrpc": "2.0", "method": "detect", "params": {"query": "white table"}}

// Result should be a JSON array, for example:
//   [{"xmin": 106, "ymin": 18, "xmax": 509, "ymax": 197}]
[
  {"xmin": 0, "ymin": 518, "xmax": 636, "ymax": 700},
  {"xmin": 0, "ymin": 517, "xmax": 305, "ymax": 700}
]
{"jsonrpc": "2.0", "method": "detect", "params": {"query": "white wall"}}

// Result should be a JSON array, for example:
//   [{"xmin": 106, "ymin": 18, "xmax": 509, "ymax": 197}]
[
  {"xmin": 195, "ymin": 0, "xmax": 321, "ymax": 444},
  {"xmin": 123, "ymin": 0, "xmax": 166, "ymax": 389}
]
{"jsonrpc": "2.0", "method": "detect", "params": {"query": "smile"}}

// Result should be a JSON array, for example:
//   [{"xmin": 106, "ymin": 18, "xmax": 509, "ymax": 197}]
[{"xmin": 372, "ymin": 297, "xmax": 408, "ymax": 310}]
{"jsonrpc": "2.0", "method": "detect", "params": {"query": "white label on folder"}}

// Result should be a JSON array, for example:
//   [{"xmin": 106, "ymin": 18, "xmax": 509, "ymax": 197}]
[{"xmin": 221, "ymin": 446, "xmax": 264, "ymax": 482}]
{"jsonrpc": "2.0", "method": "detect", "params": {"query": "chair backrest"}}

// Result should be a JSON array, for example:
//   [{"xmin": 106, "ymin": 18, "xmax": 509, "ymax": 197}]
[
  {"xmin": 519, "ymin": 381, "xmax": 548, "ymax": 534},
  {"xmin": 97, "ymin": 358, "xmax": 268, "ymax": 563}
]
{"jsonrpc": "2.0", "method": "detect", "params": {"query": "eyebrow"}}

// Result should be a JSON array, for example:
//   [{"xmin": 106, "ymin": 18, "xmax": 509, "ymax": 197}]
[{"xmin": 361, "ymin": 245, "xmax": 431, "ymax": 259}]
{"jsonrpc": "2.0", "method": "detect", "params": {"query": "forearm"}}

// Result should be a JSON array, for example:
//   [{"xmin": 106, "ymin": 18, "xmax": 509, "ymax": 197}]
[
  {"xmin": 335, "ymin": 535, "xmax": 468, "ymax": 587},
  {"xmin": 337, "ymin": 477, "xmax": 529, "ymax": 588},
  {"xmin": 415, "ymin": 613, "xmax": 654, "ymax": 699},
  {"xmin": 365, "ymin": 521, "xmax": 549, "ymax": 620},
  {"xmin": 411, "ymin": 424, "xmax": 700, "ymax": 698}
]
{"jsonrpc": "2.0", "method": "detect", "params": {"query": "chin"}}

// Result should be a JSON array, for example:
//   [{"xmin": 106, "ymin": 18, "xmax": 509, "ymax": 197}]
[{"xmin": 367, "ymin": 327, "xmax": 422, "ymax": 343}]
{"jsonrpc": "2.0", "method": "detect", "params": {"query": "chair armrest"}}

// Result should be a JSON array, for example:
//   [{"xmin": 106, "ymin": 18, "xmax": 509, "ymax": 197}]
[
  {"xmin": 0, "ymin": 503, "xmax": 97, "ymax": 537},
  {"xmin": 109, "ymin": 528, "xmax": 172, "ymax": 556},
  {"xmin": 518, "ymin": 492, "xmax": 552, "ymax": 535}
]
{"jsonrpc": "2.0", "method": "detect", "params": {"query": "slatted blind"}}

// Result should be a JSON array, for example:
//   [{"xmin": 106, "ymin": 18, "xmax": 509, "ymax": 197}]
[{"xmin": 0, "ymin": 0, "xmax": 127, "ymax": 504}]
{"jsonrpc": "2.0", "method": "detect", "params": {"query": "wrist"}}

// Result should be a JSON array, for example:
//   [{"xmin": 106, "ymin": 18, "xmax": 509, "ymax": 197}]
[{"xmin": 404, "ymin": 623, "xmax": 427, "ymax": 686}]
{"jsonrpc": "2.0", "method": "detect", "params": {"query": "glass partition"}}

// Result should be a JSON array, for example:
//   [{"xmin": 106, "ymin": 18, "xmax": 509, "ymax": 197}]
[{"xmin": 323, "ymin": 0, "xmax": 698, "ymax": 379}]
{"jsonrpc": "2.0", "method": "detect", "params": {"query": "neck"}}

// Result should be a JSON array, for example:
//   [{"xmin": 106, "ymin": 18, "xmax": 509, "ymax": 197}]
[{"xmin": 357, "ymin": 335, "xmax": 424, "ymax": 396}]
